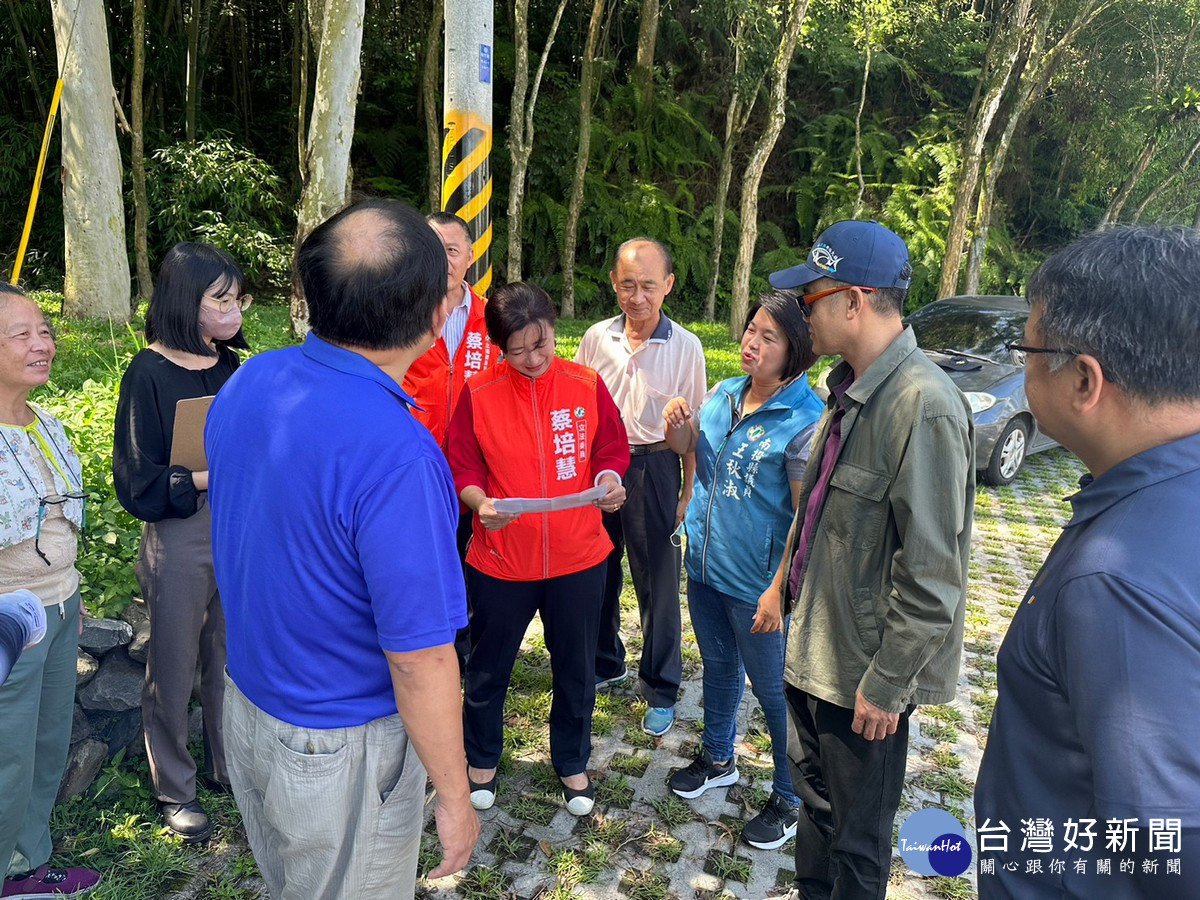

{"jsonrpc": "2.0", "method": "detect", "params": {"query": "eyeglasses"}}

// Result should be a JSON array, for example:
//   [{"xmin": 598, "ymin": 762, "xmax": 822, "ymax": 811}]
[
  {"xmin": 204, "ymin": 294, "xmax": 253, "ymax": 314},
  {"xmin": 800, "ymin": 285, "xmax": 875, "ymax": 318},
  {"xmin": 34, "ymin": 492, "xmax": 88, "ymax": 566},
  {"xmin": 1004, "ymin": 342, "xmax": 1080, "ymax": 359}
]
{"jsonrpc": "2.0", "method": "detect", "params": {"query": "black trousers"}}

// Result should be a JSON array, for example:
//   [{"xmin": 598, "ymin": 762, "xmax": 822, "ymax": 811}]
[
  {"xmin": 786, "ymin": 685, "xmax": 913, "ymax": 900},
  {"xmin": 597, "ymin": 448, "xmax": 682, "ymax": 708},
  {"xmin": 463, "ymin": 561, "xmax": 606, "ymax": 777},
  {"xmin": 453, "ymin": 510, "xmax": 473, "ymax": 669}
]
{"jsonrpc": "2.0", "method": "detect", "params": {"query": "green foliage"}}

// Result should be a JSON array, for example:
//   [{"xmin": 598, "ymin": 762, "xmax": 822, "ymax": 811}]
[{"xmin": 144, "ymin": 138, "xmax": 293, "ymax": 292}]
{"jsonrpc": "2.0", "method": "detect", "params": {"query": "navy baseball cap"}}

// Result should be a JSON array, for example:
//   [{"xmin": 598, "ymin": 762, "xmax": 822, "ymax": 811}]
[{"xmin": 769, "ymin": 220, "xmax": 912, "ymax": 291}]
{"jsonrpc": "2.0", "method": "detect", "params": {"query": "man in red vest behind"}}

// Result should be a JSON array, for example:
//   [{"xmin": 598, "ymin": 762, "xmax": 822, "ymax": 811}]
[
  {"xmin": 403, "ymin": 213, "xmax": 497, "ymax": 666},
  {"xmin": 404, "ymin": 213, "xmax": 497, "ymax": 458}
]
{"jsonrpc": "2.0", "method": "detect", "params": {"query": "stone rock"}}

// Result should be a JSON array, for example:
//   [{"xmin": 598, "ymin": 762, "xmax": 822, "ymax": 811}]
[
  {"xmin": 89, "ymin": 709, "xmax": 143, "ymax": 755},
  {"xmin": 70, "ymin": 703, "xmax": 93, "ymax": 746},
  {"xmin": 120, "ymin": 600, "xmax": 148, "ymax": 630},
  {"xmin": 78, "ymin": 649, "xmax": 143, "ymax": 712},
  {"xmin": 126, "ymin": 618, "xmax": 151, "ymax": 664},
  {"xmin": 76, "ymin": 651, "xmax": 99, "ymax": 688},
  {"xmin": 79, "ymin": 617, "xmax": 133, "ymax": 655},
  {"xmin": 56, "ymin": 738, "xmax": 108, "ymax": 803}
]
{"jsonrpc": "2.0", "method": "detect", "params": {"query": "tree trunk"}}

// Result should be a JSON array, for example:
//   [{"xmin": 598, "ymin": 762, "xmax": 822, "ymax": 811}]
[
  {"xmin": 131, "ymin": 0, "xmax": 153, "ymax": 301},
  {"xmin": 423, "ymin": 0, "xmax": 443, "ymax": 213},
  {"xmin": 1100, "ymin": 135, "xmax": 1160, "ymax": 225},
  {"xmin": 704, "ymin": 13, "xmax": 760, "ymax": 322},
  {"xmin": 290, "ymin": 0, "xmax": 366, "ymax": 335},
  {"xmin": 506, "ymin": 0, "xmax": 567, "ymax": 282},
  {"xmin": 633, "ymin": 0, "xmax": 659, "ymax": 110},
  {"xmin": 851, "ymin": 0, "xmax": 873, "ymax": 219},
  {"xmin": 938, "ymin": 0, "xmax": 1034, "ymax": 299},
  {"xmin": 1132, "ymin": 130, "xmax": 1200, "ymax": 222},
  {"xmin": 53, "ymin": 0, "xmax": 131, "ymax": 321},
  {"xmin": 560, "ymin": 0, "xmax": 606, "ymax": 319},
  {"xmin": 186, "ymin": 0, "xmax": 200, "ymax": 141},
  {"xmin": 729, "ymin": 0, "xmax": 809, "ymax": 340},
  {"xmin": 963, "ymin": 0, "xmax": 1109, "ymax": 292}
]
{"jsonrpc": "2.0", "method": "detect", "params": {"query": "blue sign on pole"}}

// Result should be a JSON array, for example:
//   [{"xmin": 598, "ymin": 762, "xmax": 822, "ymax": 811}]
[{"xmin": 479, "ymin": 45, "xmax": 492, "ymax": 84}]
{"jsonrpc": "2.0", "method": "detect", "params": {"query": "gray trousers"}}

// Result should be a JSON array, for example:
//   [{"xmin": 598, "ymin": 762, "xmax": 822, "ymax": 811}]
[
  {"xmin": 137, "ymin": 499, "xmax": 227, "ymax": 803},
  {"xmin": 223, "ymin": 674, "xmax": 427, "ymax": 900},
  {"xmin": 0, "ymin": 591, "xmax": 79, "ymax": 876}
]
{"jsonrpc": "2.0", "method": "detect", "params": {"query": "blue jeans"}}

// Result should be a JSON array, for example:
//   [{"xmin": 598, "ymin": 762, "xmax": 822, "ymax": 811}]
[{"xmin": 687, "ymin": 577, "xmax": 796, "ymax": 805}]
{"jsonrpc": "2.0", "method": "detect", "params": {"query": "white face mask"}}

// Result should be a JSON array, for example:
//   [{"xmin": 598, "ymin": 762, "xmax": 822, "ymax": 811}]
[{"xmin": 199, "ymin": 305, "xmax": 243, "ymax": 342}]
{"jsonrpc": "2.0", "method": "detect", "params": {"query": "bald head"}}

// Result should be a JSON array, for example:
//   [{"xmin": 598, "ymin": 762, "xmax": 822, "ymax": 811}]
[
  {"xmin": 613, "ymin": 237, "xmax": 673, "ymax": 278},
  {"xmin": 297, "ymin": 199, "xmax": 448, "ymax": 350}
]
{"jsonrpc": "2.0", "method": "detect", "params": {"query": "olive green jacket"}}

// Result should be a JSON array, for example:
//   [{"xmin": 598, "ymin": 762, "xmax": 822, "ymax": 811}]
[{"xmin": 782, "ymin": 327, "xmax": 975, "ymax": 713}]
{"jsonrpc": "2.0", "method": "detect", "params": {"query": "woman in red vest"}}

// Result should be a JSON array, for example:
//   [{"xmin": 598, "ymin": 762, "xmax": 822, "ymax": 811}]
[{"xmin": 448, "ymin": 282, "xmax": 630, "ymax": 816}]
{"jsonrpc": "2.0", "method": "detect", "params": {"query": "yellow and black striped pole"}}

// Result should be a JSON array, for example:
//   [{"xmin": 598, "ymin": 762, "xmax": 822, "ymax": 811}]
[{"xmin": 442, "ymin": 0, "xmax": 493, "ymax": 295}]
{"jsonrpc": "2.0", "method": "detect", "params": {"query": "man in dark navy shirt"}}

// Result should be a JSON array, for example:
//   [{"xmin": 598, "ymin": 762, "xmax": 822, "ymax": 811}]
[{"xmin": 975, "ymin": 226, "xmax": 1200, "ymax": 898}]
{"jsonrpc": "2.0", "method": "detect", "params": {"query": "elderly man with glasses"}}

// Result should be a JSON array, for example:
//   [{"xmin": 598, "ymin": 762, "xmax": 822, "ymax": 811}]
[{"xmin": 761, "ymin": 220, "xmax": 975, "ymax": 900}]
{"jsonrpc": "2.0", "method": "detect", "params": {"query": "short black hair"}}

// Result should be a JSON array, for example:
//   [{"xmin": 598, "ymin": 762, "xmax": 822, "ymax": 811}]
[
  {"xmin": 484, "ymin": 282, "xmax": 557, "ymax": 352},
  {"xmin": 298, "ymin": 199, "xmax": 448, "ymax": 350},
  {"xmin": 614, "ymin": 237, "xmax": 674, "ymax": 276},
  {"xmin": 146, "ymin": 242, "xmax": 249, "ymax": 356},
  {"xmin": 1027, "ymin": 225, "xmax": 1200, "ymax": 404},
  {"xmin": 745, "ymin": 290, "xmax": 818, "ymax": 381},
  {"xmin": 426, "ymin": 211, "xmax": 472, "ymax": 243}
]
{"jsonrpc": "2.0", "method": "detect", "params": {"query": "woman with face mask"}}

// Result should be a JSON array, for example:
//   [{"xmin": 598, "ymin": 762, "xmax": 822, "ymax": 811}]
[{"xmin": 113, "ymin": 242, "xmax": 250, "ymax": 844}]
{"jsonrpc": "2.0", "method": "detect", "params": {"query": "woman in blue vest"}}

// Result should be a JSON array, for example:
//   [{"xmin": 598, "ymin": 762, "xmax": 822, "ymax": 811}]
[{"xmin": 662, "ymin": 290, "xmax": 823, "ymax": 851}]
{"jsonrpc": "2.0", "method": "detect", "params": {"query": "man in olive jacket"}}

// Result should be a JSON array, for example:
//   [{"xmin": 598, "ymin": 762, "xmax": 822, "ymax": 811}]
[{"xmin": 762, "ymin": 221, "xmax": 975, "ymax": 900}]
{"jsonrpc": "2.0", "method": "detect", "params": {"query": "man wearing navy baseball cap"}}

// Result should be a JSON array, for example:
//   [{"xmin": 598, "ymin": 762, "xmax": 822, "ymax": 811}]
[{"xmin": 759, "ymin": 220, "xmax": 975, "ymax": 900}]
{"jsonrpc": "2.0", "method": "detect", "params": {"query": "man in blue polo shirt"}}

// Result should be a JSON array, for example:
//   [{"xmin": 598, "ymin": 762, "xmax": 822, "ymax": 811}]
[
  {"xmin": 206, "ymin": 199, "xmax": 479, "ymax": 899},
  {"xmin": 975, "ymin": 226, "xmax": 1200, "ymax": 898}
]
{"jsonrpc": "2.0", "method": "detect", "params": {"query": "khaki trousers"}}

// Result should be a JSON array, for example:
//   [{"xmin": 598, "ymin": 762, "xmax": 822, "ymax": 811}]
[{"xmin": 223, "ymin": 674, "xmax": 427, "ymax": 900}]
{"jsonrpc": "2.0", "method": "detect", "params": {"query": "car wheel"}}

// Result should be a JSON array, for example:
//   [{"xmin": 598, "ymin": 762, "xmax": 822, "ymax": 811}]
[{"xmin": 984, "ymin": 417, "xmax": 1029, "ymax": 486}]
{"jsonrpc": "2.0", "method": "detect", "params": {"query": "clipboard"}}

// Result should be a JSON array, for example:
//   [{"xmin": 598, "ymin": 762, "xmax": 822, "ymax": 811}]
[{"xmin": 170, "ymin": 396, "xmax": 215, "ymax": 471}]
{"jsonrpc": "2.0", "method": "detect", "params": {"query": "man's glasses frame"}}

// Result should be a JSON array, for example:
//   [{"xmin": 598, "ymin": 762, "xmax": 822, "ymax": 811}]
[
  {"xmin": 799, "ymin": 285, "xmax": 876, "ymax": 319},
  {"xmin": 1004, "ymin": 342, "xmax": 1081, "ymax": 358}
]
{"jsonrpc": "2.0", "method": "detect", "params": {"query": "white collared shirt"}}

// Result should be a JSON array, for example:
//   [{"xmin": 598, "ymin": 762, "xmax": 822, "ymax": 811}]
[
  {"xmin": 442, "ymin": 282, "xmax": 473, "ymax": 361},
  {"xmin": 575, "ymin": 313, "xmax": 707, "ymax": 445}
]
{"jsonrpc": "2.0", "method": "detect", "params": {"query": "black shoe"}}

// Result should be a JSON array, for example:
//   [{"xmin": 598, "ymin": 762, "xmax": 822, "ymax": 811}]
[
  {"xmin": 667, "ymin": 750, "xmax": 739, "ymax": 799},
  {"xmin": 468, "ymin": 769, "xmax": 497, "ymax": 810},
  {"xmin": 562, "ymin": 777, "xmax": 594, "ymax": 816},
  {"xmin": 158, "ymin": 799, "xmax": 212, "ymax": 843},
  {"xmin": 742, "ymin": 792, "xmax": 799, "ymax": 850}
]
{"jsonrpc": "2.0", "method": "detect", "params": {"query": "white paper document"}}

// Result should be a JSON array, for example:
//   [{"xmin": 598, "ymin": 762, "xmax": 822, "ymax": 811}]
[{"xmin": 493, "ymin": 485, "xmax": 609, "ymax": 514}]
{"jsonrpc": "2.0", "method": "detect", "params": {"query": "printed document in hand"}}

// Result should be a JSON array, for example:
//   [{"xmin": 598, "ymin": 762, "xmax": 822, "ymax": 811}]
[{"xmin": 493, "ymin": 485, "xmax": 608, "ymax": 514}]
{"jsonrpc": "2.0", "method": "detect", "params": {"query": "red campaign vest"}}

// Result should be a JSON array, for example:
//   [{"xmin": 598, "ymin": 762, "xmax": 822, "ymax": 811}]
[
  {"xmin": 464, "ymin": 357, "xmax": 613, "ymax": 582},
  {"xmin": 402, "ymin": 285, "xmax": 496, "ymax": 451}
]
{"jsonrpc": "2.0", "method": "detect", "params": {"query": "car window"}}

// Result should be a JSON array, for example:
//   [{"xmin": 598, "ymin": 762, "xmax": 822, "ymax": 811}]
[{"xmin": 906, "ymin": 303, "xmax": 1027, "ymax": 363}]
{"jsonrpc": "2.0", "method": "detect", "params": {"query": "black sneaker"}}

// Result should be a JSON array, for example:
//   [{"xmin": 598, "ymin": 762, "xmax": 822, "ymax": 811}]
[
  {"xmin": 742, "ymin": 792, "xmax": 799, "ymax": 850},
  {"xmin": 668, "ymin": 750, "xmax": 738, "ymax": 799}
]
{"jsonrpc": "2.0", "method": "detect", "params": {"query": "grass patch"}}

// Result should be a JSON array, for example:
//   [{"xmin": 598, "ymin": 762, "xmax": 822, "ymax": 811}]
[
  {"xmin": 915, "ymin": 771, "xmax": 974, "ymax": 801},
  {"xmin": 457, "ymin": 865, "xmax": 511, "ymax": 900},
  {"xmin": 928, "ymin": 875, "xmax": 975, "ymax": 899},
  {"xmin": 651, "ymin": 793, "xmax": 695, "ymax": 829},
  {"xmin": 640, "ymin": 823, "xmax": 683, "ymax": 863},
  {"xmin": 508, "ymin": 795, "xmax": 558, "ymax": 826},
  {"xmin": 705, "ymin": 849, "xmax": 752, "ymax": 883},
  {"xmin": 918, "ymin": 720, "xmax": 959, "ymax": 744},
  {"xmin": 607, "ymin": 752, "xmax": 651, "ymax": 778},
  {"xmin": 594, "ymin": 773, "xmax": 634, "ymax": 808},
  {"xmin": 619, "ymin": 869, "xmax": 669, "ymax": 900}
]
